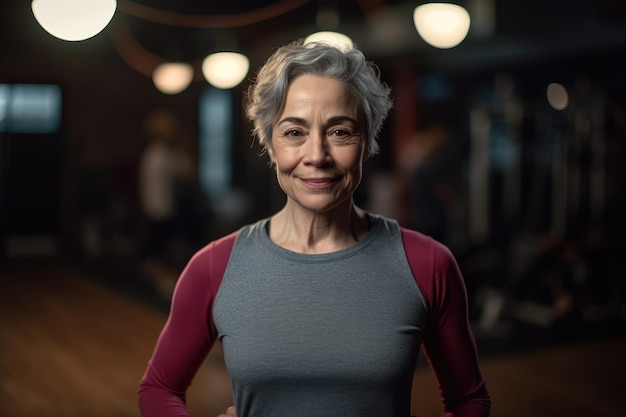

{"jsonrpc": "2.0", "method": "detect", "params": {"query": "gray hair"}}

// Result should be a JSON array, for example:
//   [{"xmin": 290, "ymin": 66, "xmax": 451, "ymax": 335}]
[{"xmin": 246, "ymin": 40, "xmax": 393, "ymax": 157}]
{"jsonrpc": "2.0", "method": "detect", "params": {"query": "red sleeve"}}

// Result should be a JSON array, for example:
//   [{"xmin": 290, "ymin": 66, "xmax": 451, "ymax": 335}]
[
  {"xmin": 138, "ymin": 232, "xmax": 238, "ymax": 417},
  {"xmin": 402, "ymin": 229, "xmax": 491, "ymax": 417}
]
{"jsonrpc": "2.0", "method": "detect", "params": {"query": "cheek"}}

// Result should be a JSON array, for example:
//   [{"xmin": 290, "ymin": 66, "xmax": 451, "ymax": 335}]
[
  {"xmin": 274, "ymin": 159, "xmax": 297, "ymax": 194},
  {"xmin": 272, "ymin": 145, "xmax": 299, "ymax": 171},
  {"xmin": 273, "ymin": 156, "xmax": 298, "ymax": 182},
  {"xmin": 340, "ymin": 148, "xmax": 366, "ymax": 172}
]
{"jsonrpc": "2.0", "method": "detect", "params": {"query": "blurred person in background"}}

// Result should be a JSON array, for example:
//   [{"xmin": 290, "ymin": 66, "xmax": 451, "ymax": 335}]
[
  {"xmin": 139, "ymin": 40, "xmax": 490, "ymax": 417},
  {"xmin": 138, "ymin": 109, "xmax": 195, "ymax": 296}
]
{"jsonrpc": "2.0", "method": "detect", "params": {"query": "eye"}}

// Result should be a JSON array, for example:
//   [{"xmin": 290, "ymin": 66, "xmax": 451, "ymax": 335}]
[
  {"xmin": 329, "ymin": 128, "xmax": 353, "ymax": 137},
  {"xmin": 328, "ymin": 127, "xmax": 362, "ymax": 143},
  {"xmin": 281, "ymin": 129, "xmax": 304, "ymax": 138},
  {"xmin": 331, "ymin": 129, "xmax": 348, "ymax": 136}
]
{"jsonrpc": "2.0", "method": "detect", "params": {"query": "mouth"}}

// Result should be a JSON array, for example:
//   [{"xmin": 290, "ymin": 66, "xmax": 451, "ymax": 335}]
[{"xmin": 300, "ymin": 177, "xmax": 337, "ymax": 189}]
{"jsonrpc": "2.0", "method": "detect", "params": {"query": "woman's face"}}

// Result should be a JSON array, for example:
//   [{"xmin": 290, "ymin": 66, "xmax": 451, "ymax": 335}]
[{"xmin": 270, "ymin": 74, "xmax": 367, "ymax": 214}]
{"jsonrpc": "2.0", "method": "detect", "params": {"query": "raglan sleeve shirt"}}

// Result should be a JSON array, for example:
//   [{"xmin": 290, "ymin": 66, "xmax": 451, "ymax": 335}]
[{"xmin": 139, "ymin": 225, "xmax": 490, "ymax": 417}]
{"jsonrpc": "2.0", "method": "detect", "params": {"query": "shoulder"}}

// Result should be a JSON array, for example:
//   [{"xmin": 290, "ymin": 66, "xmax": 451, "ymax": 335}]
[
  {"xmin": 400, "ymin": 227, "xmax": 456, "ymax": 269},
  {"xmin": 179, "ymin": 230, "xmax": 241, "ymax": 291},
  {"xmin": 189, "ymin": 217, "xmax": 269, "ymax": 268},
  {"xmin": 366, "ymin": 215, "xmax": 453, "ymax": 266},
  {"xmin": 400, "ymin": 227, "xmax": 462, "ymax": 313},
  {"xmin": 189, "ymin": 230, "xmax": 241, "ymax": 270}
]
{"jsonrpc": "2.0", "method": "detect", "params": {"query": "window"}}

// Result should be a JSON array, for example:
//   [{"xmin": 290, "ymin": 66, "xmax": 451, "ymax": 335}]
[
  {"xmin": 0, "ymin": 84, "xmax": 62, "ymax": 134},
  {"xmin": 198, "ymin": 87, "xmax": 232, "ymax": 199}
]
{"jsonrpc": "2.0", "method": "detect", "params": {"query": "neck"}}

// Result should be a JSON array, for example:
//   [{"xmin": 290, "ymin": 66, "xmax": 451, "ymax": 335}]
[{"xmin": 269, "ymin": 201, "xmax": 369, "ymax": 254}]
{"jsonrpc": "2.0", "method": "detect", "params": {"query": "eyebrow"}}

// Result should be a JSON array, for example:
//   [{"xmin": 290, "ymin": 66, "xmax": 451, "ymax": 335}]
[{"xmin": 276, "ymin": 115, "xmax": 359, "ymax": 127}]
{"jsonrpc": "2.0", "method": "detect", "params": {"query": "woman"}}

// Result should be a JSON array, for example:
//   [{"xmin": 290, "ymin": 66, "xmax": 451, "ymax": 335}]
[{"xmin": 138, "ymin": 40, "xmax": 491, "ymax": 417}]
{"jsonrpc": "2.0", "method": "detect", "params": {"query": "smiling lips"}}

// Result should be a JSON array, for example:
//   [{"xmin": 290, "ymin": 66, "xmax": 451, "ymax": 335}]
[{"xmin": 300, "ymin": 177, "xmax": 337, "ymax": 189}]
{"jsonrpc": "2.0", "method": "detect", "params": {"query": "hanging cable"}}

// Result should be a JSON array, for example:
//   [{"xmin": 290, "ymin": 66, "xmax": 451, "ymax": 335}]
[{"xmin": 117, "ymin": 0, "xmax": 313, "ymax": 28}]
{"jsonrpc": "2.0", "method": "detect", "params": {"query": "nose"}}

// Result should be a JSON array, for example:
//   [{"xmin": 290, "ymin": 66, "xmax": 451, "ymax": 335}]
[{"xmin": 303, "ymin": 131, "xmax": 331, "ymax": 167}]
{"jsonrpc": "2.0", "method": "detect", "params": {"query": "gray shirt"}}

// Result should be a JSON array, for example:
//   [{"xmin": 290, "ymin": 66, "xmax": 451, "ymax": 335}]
[{"xmin": 213, "ymin": 216, "xmax": 429, "ymax": 416}]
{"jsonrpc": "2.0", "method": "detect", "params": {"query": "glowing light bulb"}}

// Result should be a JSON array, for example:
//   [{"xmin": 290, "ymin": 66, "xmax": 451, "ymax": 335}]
[
  {"xmin": 413, "ymin": 3, "xmax": 471, "ymax": 49},
  {"xmin": 304, "ymin": 31, "xmax": 353, "ymax": 51},
  {"xmin": 32, "ymin": 0, "xmax": 117, "ymax": 42},
  {"xmin": 153, "ymin": 62, "xmax": 194, "ymax": 95},
  {"xmin": 202, "ymin": 52, "xmax": 250, "ymax": 89},
  {"xmin": 547, "ymin": 83, "xmax": 569, "ymax": 110}
]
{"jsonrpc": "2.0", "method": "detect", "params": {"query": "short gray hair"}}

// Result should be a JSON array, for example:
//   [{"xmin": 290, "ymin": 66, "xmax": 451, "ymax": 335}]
[{"xmin": 246, "ymin": 40, "xmax": 392, "ymax": 157}]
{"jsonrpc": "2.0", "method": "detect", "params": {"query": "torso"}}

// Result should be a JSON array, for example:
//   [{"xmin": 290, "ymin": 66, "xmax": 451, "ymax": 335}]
[{"xmin": 213, "ymin": 216, "xmax": 429, "ymax": 417}]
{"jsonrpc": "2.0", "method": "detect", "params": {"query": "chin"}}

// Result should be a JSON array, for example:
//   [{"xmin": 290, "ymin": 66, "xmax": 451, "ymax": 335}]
[{"xmin": 292, "ymin": 195, "xmax": 351, "ymax": 214}]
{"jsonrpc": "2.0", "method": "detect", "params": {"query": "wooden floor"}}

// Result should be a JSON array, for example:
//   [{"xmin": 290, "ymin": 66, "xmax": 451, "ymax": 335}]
[{"xmin": 1, "ymin": 260, "xmax": 624, "ymax": 417}]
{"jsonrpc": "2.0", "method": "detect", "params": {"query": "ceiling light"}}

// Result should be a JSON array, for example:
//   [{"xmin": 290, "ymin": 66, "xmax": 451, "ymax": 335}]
[
  {"xmin": 304, "ymin": 31, "xmax": 353, "ymax": 51},
  {"xmin": 413, "ymin": 3, "xmax": 471, "ymax": 49},
  {"xmin": 152, "ymin": 62, "xmax": 194, "ymax": 95},
  {"xmin": 202, "ymin": 52, "xmax": 250, "ymax": 89},
  {"xmin": 31, "ymin": 0, "xmax": 117, "ymax": 42},
  {"xmin": 547, "ymin": 83, "xmax": 569, "ymax": 110}
]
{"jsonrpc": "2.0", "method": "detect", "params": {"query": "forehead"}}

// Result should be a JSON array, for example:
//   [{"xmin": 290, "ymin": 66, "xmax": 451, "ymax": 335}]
[{"xmin": 282, "ymin": 74, "xmax": 358, "ymax": 109}]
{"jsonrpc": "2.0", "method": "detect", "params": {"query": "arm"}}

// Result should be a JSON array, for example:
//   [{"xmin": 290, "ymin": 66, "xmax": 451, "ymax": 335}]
[
  {"xmin": 138, "ymin": 233, "xmax": 237, "ymax": 416},
  {"xmin": 403, "ymin": 230, "xmax": 491, "ymax": 417}
]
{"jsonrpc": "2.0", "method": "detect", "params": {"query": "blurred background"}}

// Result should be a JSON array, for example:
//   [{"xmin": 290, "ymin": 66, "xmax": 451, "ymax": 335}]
[{"xmin": 1, "ymin": 1, "xmax": 625, "ymax": 416}]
